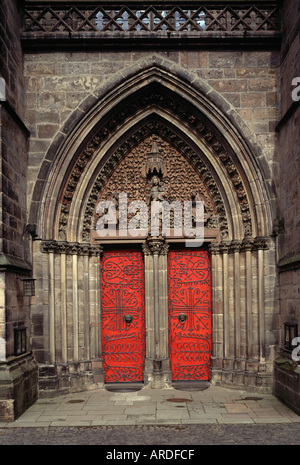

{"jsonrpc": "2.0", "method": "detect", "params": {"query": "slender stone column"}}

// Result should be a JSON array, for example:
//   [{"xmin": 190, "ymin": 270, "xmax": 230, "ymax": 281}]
[
  {"xmin": 258, "ymin": 248, "xmax": 265, "ymax": 360},
  {"xmin": 219, "ymin": 241, "xmax": 232, "ymax": 382},
  {"xmin": 209, "ymin": 242, "xmax": 222, "ymax": 382},
  {"xmin": 142, "ymin": 243, "xmax": 155, "ymax": 362},
  {"xmin": 158, "ymin": 243, "xmax": 169, "ymax": 361},
  {"xmin": 242, "ymin": 239, "xmax": 254, "ymax": 360},
  {"xmin": 90, "ymin": 247, "xmax": 102, "ymax": 360},
  {"xmin": 254, "ymin": 238, "xmax": 268, "ymax": 361},
  {"xmin": 231, "ymin": 240, "xmax": 242, "ymax": 361},
  {"xmin": 241, "ymin": 238, "xmax": 259, "ymax": 386},
  {"xmin": 219, "ymin": 242, "xmax": 230, "ymax": 358},
  {"xmin": 83, "ymin": 251, "xmax": 90, "ymax": 360},
  {"xmin": 71, "ymin": 250, "xmax": 79, "ymax": 362},
  {"xmin": 60, "ymin": 248, "xmax": 67, "ymax": 364},
  {"xmin": 253, "ymin": 237, "xmax": 270, "ymax": 388},
  {"xmin": 142, "ymin": 238, "xmax": 171, "ymax": 388},
  {"xmin": 153, "ymin": 248, "xmax": 160, "ymax": 359},
  {"xmin": 48, "ymin": 251, "xmax": 55, "ymax": 364},
  {"xmin": 91, "ymin": 246, "xmax": 103, "ymax": 384}
]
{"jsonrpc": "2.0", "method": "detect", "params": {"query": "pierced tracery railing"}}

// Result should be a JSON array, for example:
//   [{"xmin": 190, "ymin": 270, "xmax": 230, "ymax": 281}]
[{"xmin": 23, "ymin": 2, "xmax": 281, "ymax": 38}]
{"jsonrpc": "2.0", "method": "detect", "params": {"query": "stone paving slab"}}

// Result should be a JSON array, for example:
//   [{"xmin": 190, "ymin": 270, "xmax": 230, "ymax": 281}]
[{"xmin": 0, "ymin": 386, "xmax": 299, "ymax": 428}]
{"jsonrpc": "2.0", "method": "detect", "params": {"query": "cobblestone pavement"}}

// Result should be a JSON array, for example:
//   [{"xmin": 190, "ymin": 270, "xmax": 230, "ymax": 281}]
[
  {"xmin": 0, "ymin": 424, "xmax": 300, "ymax": 445},
  {"xmin": 1, "ymin": 386, "xmax": 300, "ymax": 445}
]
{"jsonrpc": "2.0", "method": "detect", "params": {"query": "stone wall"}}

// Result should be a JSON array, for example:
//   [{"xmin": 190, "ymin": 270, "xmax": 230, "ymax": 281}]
[
  {"xmin": 277, "ymin": 0, "xmax": 300, "ymax": 259},
  {"xmin": 0, "ymin": 0, "xmax": 29, "ymax": 354},
  {"xmin": 274, "ymin": 0, "xmax": 300, "ymax": 415},
  {"xmin": 24, "ymin": 49, "xmax": 280, "ymax": 215},
  {"xmin": 0, "ymin": 0, "xmax": 29, "ymax": 264},
  {"xmin": 0, "ymin": 0, "xmax": 38, "ymax": 421},
  {"xmin": 274, "ymin": 357, "xmax": 300, "ymax": 417}
]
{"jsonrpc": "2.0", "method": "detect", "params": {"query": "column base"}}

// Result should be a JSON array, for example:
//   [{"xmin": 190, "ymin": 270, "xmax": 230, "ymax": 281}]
[
  {"xmin": 38, "ymin": 360, "xmax": 104, "ymax": 397},
  {"xmin": 211, "ymin": 358, "xmax": 273, "ymax": 393},
  {"xmin": 144, "ymin": 358, "xmax": 172, "ymax": 389}
]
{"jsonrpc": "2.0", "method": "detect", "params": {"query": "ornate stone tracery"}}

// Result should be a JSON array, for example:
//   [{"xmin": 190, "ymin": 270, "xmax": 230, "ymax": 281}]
[{"xmin": 23, "ymin": 3, "xmax": 280, "ymax": 35}]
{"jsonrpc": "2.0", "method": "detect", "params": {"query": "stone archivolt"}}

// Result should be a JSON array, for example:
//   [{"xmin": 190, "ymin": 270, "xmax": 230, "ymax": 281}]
[{"xmin": 58, "ymin": 86, "xmax": 252, "ymax": 242}]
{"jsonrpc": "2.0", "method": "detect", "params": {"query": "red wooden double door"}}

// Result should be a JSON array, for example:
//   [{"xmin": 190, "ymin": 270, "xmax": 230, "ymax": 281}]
[{"xmin": 101, "ymin": 248, "xmax": 212, "ymax": 383}]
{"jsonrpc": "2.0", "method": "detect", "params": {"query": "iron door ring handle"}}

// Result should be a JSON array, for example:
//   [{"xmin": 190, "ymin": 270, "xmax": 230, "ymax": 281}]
[
  {"xmin": 178, "ymin": 313, "xmax": 187, "ymax": 323},
  {"xmin": 123, "ymin": 314, "xmax": 133, "ymax": 324}
]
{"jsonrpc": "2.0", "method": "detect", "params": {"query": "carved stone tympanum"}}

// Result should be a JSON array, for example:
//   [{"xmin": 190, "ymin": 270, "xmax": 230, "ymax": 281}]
[{"xmin": 91, "ymin": 134, "xmax": 220, "ymax": 240}]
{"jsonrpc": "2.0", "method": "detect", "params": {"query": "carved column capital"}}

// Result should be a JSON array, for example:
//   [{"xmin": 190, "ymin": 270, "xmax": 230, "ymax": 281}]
[
  {"xmin": 41, "ymin": 240, "xmax": 103, "ymax": 255},
  {"xmin": 41, "ymin": 240, "xmax": 59, "ymax": 254},
  {"xmin": 208, "ymin": 242, "xmax": 220, "ymax": 255},
  {"xmin": 253, "ymin": 237, "xmax": 270, "ymax": 251},
  {"xmin": 143, "ymin": 238, "xmax": 169, "ymax": 256},
  {"xmin": 241, "ymin": 238, "xmax": 254, "ymax": 252},
  {"xmin": 219, "ymin": 241, "xmax": 231, "ymax": 254},
  {"xmin": 149, "ymin": 241, "xmax": 164, "ymax": 255},
  {"xmin": 89, "ymin": 245, "xmax": 103, "ymax": 256},
  {"xmin": 142, "ymin": 243, "xmax": 152, "ymax": 256},
  {"xmin": 230, "ymin": 240, "xmax": 242, "ymax": 254},
  {"xmin": 159, "ymin": 243, "xmax": 169, "ymax": 256}
]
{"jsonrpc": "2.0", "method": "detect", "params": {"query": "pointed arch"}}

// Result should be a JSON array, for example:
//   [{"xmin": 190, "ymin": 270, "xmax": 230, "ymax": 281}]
[
  {"xmin": 31, "ymin": 56, "xmax": 278, "ymax": 391},
  {"xmin": 29, "ymin": 55, "xmax": 273, "ymax": 243}
]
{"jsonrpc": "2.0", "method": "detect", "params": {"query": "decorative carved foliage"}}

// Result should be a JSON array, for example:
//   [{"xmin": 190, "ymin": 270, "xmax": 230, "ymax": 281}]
[
  {"xmin": 143, "ymin": 240, "xmax": 169, "ymax": 256},
  {"xmin": 209, "ymin": 236, "xmax": 270, "ymax": 255},
  {"xmin": 41, "ymin": 240, "xmax": 102, "ymax": 255}
]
